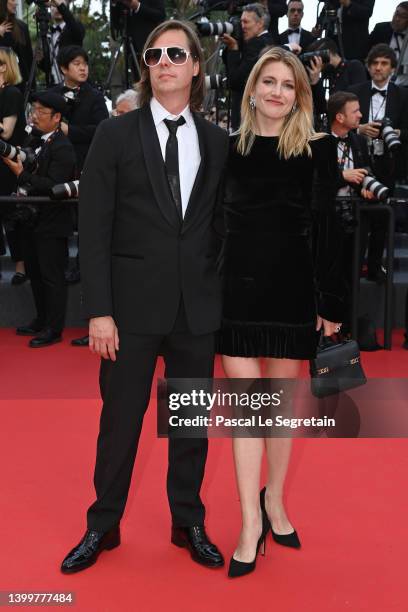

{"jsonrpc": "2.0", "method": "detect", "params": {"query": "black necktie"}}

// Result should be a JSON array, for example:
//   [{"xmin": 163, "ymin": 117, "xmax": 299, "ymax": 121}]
[
  {"xmin": 289, "ymin": 28, "xmax": 300, "ymax": 34},
  {"xmin": 371, "ymin": 87, "xmax": 386, "ymax": 97},
  {"xmin": 164, "ymin": 116, "xmax": 186, "ymax": 221}
]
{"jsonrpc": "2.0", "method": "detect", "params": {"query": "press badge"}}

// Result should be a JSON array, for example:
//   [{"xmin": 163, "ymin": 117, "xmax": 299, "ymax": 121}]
[{"xmin": 373, "ymin": 139, "xmax": 384, "ymax": 156}]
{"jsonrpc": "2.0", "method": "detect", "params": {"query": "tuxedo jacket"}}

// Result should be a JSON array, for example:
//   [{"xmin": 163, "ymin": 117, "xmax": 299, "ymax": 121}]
[
  {"xmin": 324, "ymin": 0, "xmax": 375, "ymax": 61},
  {"xmin": 266, "ymin": 0, "xmax": 287, "ymax": 43},
  {"xmin": 225, "ymin": 32, "xmax": 274, "ymax": 93},
  {"xmin": 79, "ymin": 105, "xmax": 229, "ymax": 335},
  {"xmin": 127, "ymin": 0, "xmax": 166, "ymax": 54},
  {"xmin": 336, "ymin": 131, "xmax": 370, "ymax": 193},
  {"xmin": 278, "ymin": 28, "xmax": 315, "ymax": 50},
  {"xmin": 52, "ymin": 82, "xmax": 109, "ymax": 172},
  {"xmin": 56, "ymin": 3, "xmax": 85, "ymax": 47},
  {"xmin": 348, "ymin": 80, "xmax": 408, "ymax": 142},
  {"xmin": 368, "ymin": 22, "xmax": 394, "ymax": 49},
  {"xmin": 17, "ymin": 129, "xmax": 76, "ymax": 236}
]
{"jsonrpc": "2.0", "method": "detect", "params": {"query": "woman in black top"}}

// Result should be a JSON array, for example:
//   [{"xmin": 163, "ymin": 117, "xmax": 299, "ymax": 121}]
[
  {"xmin": 218, "ymin": 47, "xmax": 344, "ymax": 577},
  {"xmin": 0, "ymin": 46, "xmax": 27, "ymax": 283},
  {"xmin": 0, "ymin": 0, "xmax": 33, "ymax": 89}
]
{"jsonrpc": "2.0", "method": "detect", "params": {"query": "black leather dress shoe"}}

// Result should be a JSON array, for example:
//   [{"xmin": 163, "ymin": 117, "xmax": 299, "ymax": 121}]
[
  {"xmin": 11, "ymin": 272, "xmax": 27, "ymax": 285},
  {"xmin": 16, "ymin": 320, "xmax": 44, "ymax": 336},
  {"xmin": 71, "ymin": 335, "xmax": 89, "ymax": 347},
  {"xmin": 171, "ymin": 526, "xmax": 224, "ymax": 568},
  {"xmin": 29, "ymin": 328, "xmax": 62, "ymax": 348},
  {"xmin": 61, "ymin": 527, "xmax": 120, "ymax": 574}
]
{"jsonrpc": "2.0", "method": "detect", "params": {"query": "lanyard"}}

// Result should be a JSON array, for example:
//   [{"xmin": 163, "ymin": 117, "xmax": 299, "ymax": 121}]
[
  {"xmin": 338, "ymin": 142, "xmax": 352, "ymax": 171},
  {"xmin": 369, "ymin": 94, "xmax": 386, "ymax": 122}
]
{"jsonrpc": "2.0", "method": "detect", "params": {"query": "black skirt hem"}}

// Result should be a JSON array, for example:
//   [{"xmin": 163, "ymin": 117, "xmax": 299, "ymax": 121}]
[{"xmin": 216, "ymin": 319, "xmax": 318, "ymax": 360}]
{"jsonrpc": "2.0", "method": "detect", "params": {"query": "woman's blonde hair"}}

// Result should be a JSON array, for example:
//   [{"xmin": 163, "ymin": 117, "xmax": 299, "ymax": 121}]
[
  {"xmin": 0, "ymin": 47, "xmax": 22, "ymax": 85},
  {"xmin": 238, "ymin": 46, "xmax": 319, "ymax": 159}
]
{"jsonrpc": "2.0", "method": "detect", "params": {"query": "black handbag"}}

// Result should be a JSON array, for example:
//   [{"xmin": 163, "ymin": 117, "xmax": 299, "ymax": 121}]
[{"xmin": 309, "ymin": 335, "xmax": 367, "ymax": 398}]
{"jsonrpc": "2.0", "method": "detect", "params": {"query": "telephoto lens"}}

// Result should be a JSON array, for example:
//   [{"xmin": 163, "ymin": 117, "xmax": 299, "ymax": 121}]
[
  {"xmin": 381, "ymin": 117, "xmax": 401, "ymax": 152},
  {"xmin": 0, "ymin": 139, "xmax": 36, "ymax": 164},
  {"xmin": 196, "ymin": 20, "xmax": 234, "ymax": 37},
  {"xmin": 50, "ymin": 180, "xmax": 80, "ymax": 200},
  {"xmin": 361, "ymin": 169, "xmax": 389, "ymax": 201},
  {"xmin": 299, "ymin": 49, "xmax": 330, "ymax": 67}
]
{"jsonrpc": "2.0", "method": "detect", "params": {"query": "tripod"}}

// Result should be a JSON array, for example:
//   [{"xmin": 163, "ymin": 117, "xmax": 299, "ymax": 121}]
[
  {"xmin": 316, "ymin": 0, "xmax": 345, "ymax": 59},
  {"xmin": 24, "ymin": 1, "xmax": 52, "ymax": 108},
  {"xmin": 104, "ymin": 11, "xmax": 141, "ymax": 94}
]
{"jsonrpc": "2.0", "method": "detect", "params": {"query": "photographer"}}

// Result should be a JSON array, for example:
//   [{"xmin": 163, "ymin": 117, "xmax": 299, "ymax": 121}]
[
  {"xmin": 222, "ymin": 3, "xmax": 272, "ymax": 130},
  {"xmin": 328, "ymin": 91, "xmax": 373, "ymax": 326},
  {"xmin": 118, "ymin": 0, "xmax": 165, "ymax": 55},
  {"xmin": 265, "ymin": 0, "xmax": 286, "ymax": 42},
  {"xmin": 279, "ymin": 0, "xmax": 316, "ymax": 51},
  {"xmin": 369, "ymin": 2, "xmax": 408, "ymax": 87},
  {"xmin": 41, "ymin": 0, "xmax": 85, "ymax": 85},
  {"xmin": 307, "ymin": 37, "xmax": 367, "ymax": 93},
  {"xmin": 314, "ymin": 0, "xmax": 375, "ymax": 62},
  {"xmin": 0, "ymin": 47, "xmax": 26, "ymax": 285},
  {"xmin": 0, "ymin": 0, "xmax": 33, "ymax": 88},
  {"xmin": 3, "ymin": 91, "xmax": 76, "ymax": 347},
  {"xmin": 349, "ymin": 44, "xmax": 408, "ymax": 189}
]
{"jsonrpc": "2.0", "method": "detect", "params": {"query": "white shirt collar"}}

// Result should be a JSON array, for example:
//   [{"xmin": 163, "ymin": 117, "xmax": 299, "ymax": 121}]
[
  {"xmin": 371, "ymin": 79, "xmax": 390, "ymax": 91},
  {"xmin": 41, "ymin": 130, "xmax": 57, "ymax": 141},
  {"xmin": 258, "ymin": 30, "xmax": 268, "ymax": 37},
  {"xmin": 150, "ymin": 97, "xmax": 194, "ymax": 128}
]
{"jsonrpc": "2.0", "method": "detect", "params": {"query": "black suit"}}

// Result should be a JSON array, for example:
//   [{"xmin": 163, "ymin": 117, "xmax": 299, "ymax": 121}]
[
  {"xmin": 266, "ymin": 0, "xmax": 287, "ymax": 43},
  {"xmin": 368, "ymin": 22, "xmax": 394, "ymax": 49},
  {"xmin": 225, "ymin": 32, "xmax": 273, "ymax": 130},
  {"xmin": 324, "ymin": 0, "xmax": 375, "ymax": 61},
  {"xmin": 52, "ymin": 82, "xmax": 109, "ymax": 172},
  {"xmin": 279, "ymin": 27, "xmax": 315, "ymax": 50},
  {"xmin": 79, "ymin": 104, "xmax": 229, "ymax": 531},
  {"xmin": 17, "ymin": 129, "xmax": 76, "ymax": 333},
  {"xmin": 127, "ymin": 0, "xmax": 166, "ymax": 54},
  {"xmin": 55, "ymin": 4, "xmax": 85, "ymax": 47}
]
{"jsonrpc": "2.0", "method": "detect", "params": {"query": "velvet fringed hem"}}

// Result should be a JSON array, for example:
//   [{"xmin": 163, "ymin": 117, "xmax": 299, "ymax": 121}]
[{"xmin": 216, "ymin": 319, "xmax": 319, "ymax": 360}]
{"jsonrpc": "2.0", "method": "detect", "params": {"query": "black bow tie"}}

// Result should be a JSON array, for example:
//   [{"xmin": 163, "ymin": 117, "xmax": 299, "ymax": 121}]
[
  {"xmin": 395, "ymin": 31, "xmax": 405, "ymax": 38},
  {"xmin": 289, "ymin": 28, "xmax": 300, "ymax": 34},
  {"xmin": 371, "ymin": 87, "xmax": 387, "ymax": 97},
  {"xmin": 336, "ymin": 135, "xmax": 350, "ymax": 145},
  {"xmin": 52, "ymin": 24, "xmax": 62, "ymax": 33},
  {"xmin": 62, "ymin": 86, "xmax": 79, "ymax": 94}
]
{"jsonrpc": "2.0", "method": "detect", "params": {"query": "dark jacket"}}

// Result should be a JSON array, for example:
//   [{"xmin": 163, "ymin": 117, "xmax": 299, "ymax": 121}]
[
  {"xmin": 225, "ymin": 32, "xmax": 273, "ymax": 93},
  {"xmin": 266, "ymin": 0, "xmax": 287, "ymax": 43},
  {"xmin": 324, "ymin": 0, "xmax": 375, "ymax": 61},
  {"xmin": 368, "ymin": 22, "xmax": 394, "ymax": 49},
  {"xmin": 55, "ymin": 3, "xmax": 85, "ymax": 47},
  {"xmin": 52, "ymin": 81, "xmax": 109, "ymax": 172},
  {"xmin": 127, "ymin": 0, "xmax": 166, "ymax": 53},
  {"xmin": 1, "ymin": 19, "xmax": 33, "ymax": 86},
  {"xmin": 279, "ymin": 27, "xmax": 315, "ymax": 50},
  {"xmin": 79, "ymin": 105, "xmax": 229, "ymax": 334},
  {"xmin": 335, "ymin": 131, "xmax": 370, "ymax": 193},
  {"xmin": 17, "ymin": 128, "xmax": 76, "ymax": 236}
]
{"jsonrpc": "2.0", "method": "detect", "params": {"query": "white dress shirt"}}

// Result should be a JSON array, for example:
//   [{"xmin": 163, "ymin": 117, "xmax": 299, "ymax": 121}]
[
  {"xmin": 369, "ymin": 80, "xmax": 389, "ymax": 123},
  {"xmin": 332, "ymin": 131, "xmax": 353, "ymax": 197},
  {"xmin": 390, "ymin": 30, "xmax": 408, "ymax": 87},
  {"xmin": 150, "ymin": 97, "xmax": 201, "ymax": 218},
  {"xmin": 287, "ymin": 27, "xmax": 301, "ymax": 46}
]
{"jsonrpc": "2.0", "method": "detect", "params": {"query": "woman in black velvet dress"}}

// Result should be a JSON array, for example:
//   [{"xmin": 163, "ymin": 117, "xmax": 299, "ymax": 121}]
[{"xmin": 218, "ymin": 47, "xmax": 344, "ymax": 578}]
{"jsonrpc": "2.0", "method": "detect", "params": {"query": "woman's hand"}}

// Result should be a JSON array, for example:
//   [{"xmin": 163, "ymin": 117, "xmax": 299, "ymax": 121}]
[
  {"xmin": 0, "ymin": 21, "xmax": 13, "ymax": 37},
  {"xmin": 316, "ymin": 315, "xmax": 341, "ymax": 336}
]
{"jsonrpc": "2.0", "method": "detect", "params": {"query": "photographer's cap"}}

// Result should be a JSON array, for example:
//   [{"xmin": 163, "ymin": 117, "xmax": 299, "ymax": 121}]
[{"xmin": 30, "ymin": 91, "xmax": 68, "ymax": 116}]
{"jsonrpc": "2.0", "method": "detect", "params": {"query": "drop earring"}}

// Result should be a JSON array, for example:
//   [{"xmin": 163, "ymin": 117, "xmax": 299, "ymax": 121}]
[{"xmin": 249, "ymin": 96, "xmax": 256, "ymax": 110}]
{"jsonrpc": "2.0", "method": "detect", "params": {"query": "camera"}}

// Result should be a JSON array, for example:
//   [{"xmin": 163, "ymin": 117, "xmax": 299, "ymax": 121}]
[
  {"xmin": 0, "ymin": 139, "xmax": 36, "ymax": 166},
  {"xmin": 321, "ymin": 0, "xmax": 340, "ymax": 21},
  {"xmin": 380, "ymin": 117, "xmax": 401, "ymax": 153},
  {"xmin": 299, "ymin": 49, "xmax": 330, "ymax": 68},
  {"xmin": 196, "ymin": 17, "xmax": 241, "ymax": 39},
  {"xmin": 51, "ymin": 180, "xmax": 80, "ymax": 200},
  {"xmin": 361, "ymin": 169, "xmax": 390, "ymax": 201},
  {"xmin": 205, "ymin": 74, "xmax": 228, "ymax": 90}
]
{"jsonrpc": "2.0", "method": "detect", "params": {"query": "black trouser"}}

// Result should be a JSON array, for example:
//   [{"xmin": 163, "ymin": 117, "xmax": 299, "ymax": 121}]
[
  {"xmin": 87, "ymin": 300, "xmax": 215, "ymax": 532},
  {"xmin": 23, "ymin": 232, "xmax": 68, "ymax": 333}
]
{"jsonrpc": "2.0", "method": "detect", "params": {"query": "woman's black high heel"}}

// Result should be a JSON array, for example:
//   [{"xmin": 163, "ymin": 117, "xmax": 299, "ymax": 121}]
[
  {"xmin": 260, "ymin": 487, "xmax": 301, "ymax": 549},
  {"xmin": 228, "ymin": 508, "xmax": 271, "ymax": 578}
]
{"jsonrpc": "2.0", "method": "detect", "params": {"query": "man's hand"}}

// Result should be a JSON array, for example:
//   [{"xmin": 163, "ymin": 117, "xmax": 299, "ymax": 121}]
[
  {"xmin": 288, "ymin": 42, "xmax": 302, "ymax": 55},
  {"xmin": 89, "ymin": 316, "xmax": 119, "ymax": 361},
  {"xmin": 2, "ymin": 154, "xmax": 24, "ymax": 177},
  {"xmin": 306, "ymin": 56, "xmax": 323, "ymax": 85},
  {"xmin": 343, "ymin": 167, "xmax": 368, "ymax": 184},
  {"xmin": 120, "ymin": 0, "xmax": 140, "ymax": 9},
  {"xmin": 316, "ymin": 315, "xmax": 341, "ymax": 336},
  {"xmin": 358, "ymin": 122, "xmax": 382, "ymax": 139},
  {"xmin": 0, "ymin": 20, "xmax": 12, "ymax": 37},
  {"xmin": 60, "ymin": 121, "xmax": 69, "ymax": 135},
  {"xmin": 311, "ymin": 24, "xmax": 322, "ymax": 38},
  {"xmin": 361, "ymin": 188, "xmax": 375, "ymax": 200},
  {"xmin": 222, "ymin": 34, "xmax": 239, "ymax": 50}
]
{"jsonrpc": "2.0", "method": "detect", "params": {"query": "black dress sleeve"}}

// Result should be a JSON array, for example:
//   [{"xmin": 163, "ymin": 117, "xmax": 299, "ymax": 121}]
[
  {"xmin": 311, "ymin": 135, "xmax": 345, "ymax": 323},
  {"xmin": 0, "ymin": 85, "xmax": 22, "ymax": 118}
]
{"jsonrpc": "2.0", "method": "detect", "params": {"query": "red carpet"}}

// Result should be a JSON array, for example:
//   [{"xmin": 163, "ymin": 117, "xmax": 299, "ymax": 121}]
[{"xmin": 1, "ymin": 328, "xmax": 408, "ymax": 611}]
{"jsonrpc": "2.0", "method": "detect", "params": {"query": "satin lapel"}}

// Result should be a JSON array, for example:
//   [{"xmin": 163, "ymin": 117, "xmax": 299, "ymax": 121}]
[
  {"xmin": 361, "ymin": 85, "xmax": 371, "ymax": 123},
  {"xmin": 181, "ymin": 113, "xmax": 206, "ymax": 232},
  {"xmin": 139, "ymin": 104, "xmax": 180, "ymax": 230},
  {"xmin": 385, "ymin": 83, "xmax": 397, "ymax": 121}
]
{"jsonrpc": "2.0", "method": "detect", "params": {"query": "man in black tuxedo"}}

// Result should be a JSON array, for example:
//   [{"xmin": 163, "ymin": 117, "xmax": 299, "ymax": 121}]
[
  {"xmin": 314, "ymin": 0, "xmax": 375, "ymax": 62},
  {"xmin": 328, "ymin": 91, "xmax": 373, "ymax": 327},
  {"xmin": 54, "ymin": 46, "xmax": 109, "ymax": 173},
  {"xmin": 279, "ymin": 0, "xmax": 315, "ymax": 51},
  {"xmin": 368, "ymin": 2, "xmax": 408, "ymax": 87},
  {"xmin": 222, "ymin": 3, "xmax": 273, "ymax": 130},
  {"xmin": 61, "ymin": 20, "xmax": 228, "ymax": 574},
  {"xmin": 2, "ymin": 91, "xmax": 76, "ymax": 347},
  {"xmin": 265, "ymin": 0, "xmax": 287, "ymax": 42},
  {"xmin": 44, "ymin": 0, "xmax": 85, "ymax": 85},
  {"xmin": 349, "ymin": 44, "xmax": 408, "ymax": 281}
]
